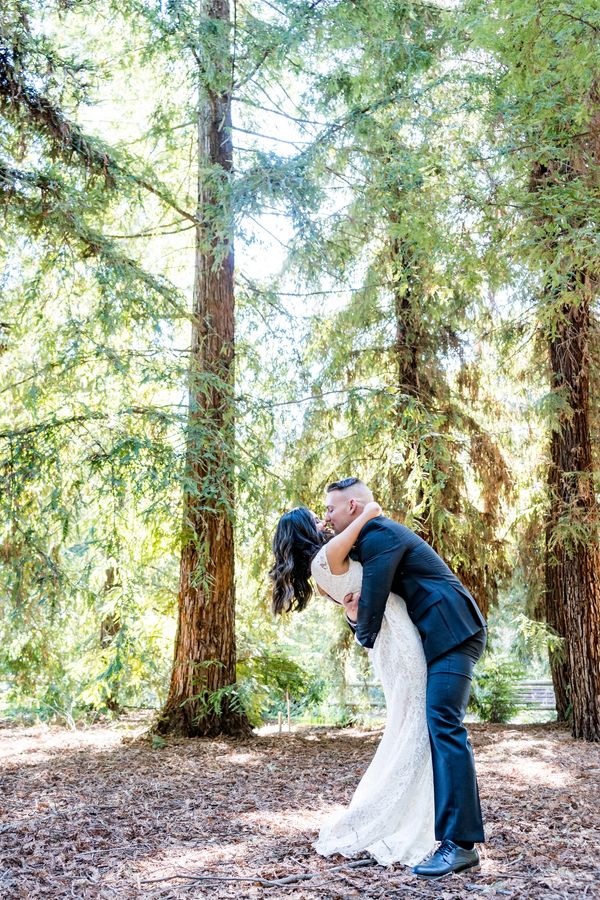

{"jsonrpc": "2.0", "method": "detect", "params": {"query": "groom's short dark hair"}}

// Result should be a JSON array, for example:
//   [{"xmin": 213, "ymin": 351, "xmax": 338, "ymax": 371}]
[{"xmin": 327, "ymin": 477, "xmax": 362, "ymax": 491}]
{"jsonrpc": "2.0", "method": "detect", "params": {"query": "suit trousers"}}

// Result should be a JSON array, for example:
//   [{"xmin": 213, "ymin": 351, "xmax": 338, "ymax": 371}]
[{"xmin": 426, "ymin": 627, "xmax": 487, "ymax": 843}]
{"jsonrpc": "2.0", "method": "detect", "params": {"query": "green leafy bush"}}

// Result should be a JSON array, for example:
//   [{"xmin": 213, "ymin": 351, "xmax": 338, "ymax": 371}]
[
  {"xmin": 236, "ymin": 650, "xmax": 325, "ymax": 727},
  {"xmin": 470, "ymin": 657, "xmax": 525, "ymax": 724}
]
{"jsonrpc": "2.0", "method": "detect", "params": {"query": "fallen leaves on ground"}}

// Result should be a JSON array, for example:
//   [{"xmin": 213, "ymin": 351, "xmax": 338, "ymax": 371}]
[{"xmin": 0, "ymin": 717, "xmax": 599, "ymax": 899}]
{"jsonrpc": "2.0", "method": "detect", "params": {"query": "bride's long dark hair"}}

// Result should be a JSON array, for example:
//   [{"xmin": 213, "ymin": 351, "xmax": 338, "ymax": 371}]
[{"xmin": 269, "ymin": 507, "xmax": 326, "ymax": 615}]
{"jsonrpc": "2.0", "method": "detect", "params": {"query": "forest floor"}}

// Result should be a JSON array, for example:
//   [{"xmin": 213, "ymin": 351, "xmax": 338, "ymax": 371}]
[{"xmin": 0, "ymin": 716, "xmax": 599, "ymax": 900}]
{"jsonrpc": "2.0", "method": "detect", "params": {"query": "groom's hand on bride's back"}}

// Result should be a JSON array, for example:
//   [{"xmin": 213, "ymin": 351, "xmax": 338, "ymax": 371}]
[{"xmin": 342, "ymin": 591, "xmax": 360, "ymax": 623}]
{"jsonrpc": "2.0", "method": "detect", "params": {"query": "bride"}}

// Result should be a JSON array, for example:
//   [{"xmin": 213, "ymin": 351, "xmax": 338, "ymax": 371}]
[{"xmin": 269, "ymin": 502, "xmax": 435, "ymax": 867}]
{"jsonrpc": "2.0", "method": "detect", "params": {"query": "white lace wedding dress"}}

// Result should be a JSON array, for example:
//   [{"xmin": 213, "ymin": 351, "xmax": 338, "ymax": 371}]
[{"xmin": 310, "ymin": 545, "xmax": 435, "ymax": 866}]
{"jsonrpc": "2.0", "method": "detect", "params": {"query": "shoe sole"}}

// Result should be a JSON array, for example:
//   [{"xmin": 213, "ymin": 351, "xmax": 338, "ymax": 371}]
[{"xmin": 414, "ymin": 862, "xmax": 481, "ymax": 881}]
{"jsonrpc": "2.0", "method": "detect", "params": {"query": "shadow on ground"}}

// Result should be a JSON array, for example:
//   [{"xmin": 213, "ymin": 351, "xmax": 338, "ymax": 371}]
[{"xmin": 0, "ymin": 719, "xmax": 599, "ymax": 898}]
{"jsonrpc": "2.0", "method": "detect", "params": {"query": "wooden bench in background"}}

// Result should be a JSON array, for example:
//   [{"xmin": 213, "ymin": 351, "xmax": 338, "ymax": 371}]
[
  {"xmin": 513, "ymin": 679, "xmax": 556, "ymax": 710},
  {"xmin": 344, "ymin": 678, "xmax": 557, "ymax": 713}
]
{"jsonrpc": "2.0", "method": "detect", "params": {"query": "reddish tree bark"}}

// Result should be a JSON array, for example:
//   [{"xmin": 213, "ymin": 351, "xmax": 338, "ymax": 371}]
[
  {"xmin": 544, "ymin": 289, "xmax": 600, "ymax": 739},
  {"xmin": 531, "ymin": 92, "xmax": 600, "ymax": 737},
  {"xmin": 157, "ymin": 0, "xmax": 250, "ymax": 738}
]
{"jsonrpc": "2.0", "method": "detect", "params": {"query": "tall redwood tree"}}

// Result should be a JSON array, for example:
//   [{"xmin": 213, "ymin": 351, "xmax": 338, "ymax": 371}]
[
  {"xmin": 157, "ymin": 0, "xmax": 250, "ymax": 737},
  {"xmin": 524, "ymin": 50, "xmax": 600, "ymax": 740}
]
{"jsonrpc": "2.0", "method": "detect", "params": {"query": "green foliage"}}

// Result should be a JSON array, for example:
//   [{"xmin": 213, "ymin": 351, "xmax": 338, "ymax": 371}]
[
  {"xmin": 233, "ymin": 0, "xmax": 515, "ymax": 622},
  {"xmin": 470, "ymin": 656, "xmax": 525, "ymax": 724},
  {"xmin": 237, "ymin": 651, "xmax": 325, "ymax": 727},
  {"xmin": 0, "ymin": 0, "xmax": 221, "ymax": 718},
  {"xmin": 175, "ymin": 652, "xmax": 323, "ymax": 729},
  {"xmin": 513, "ymin": 614, "xmax": 565, "ymax": 665},
  {"xmin": 1, "ymin": 0, "xmax": 598, "ymax": 727}
]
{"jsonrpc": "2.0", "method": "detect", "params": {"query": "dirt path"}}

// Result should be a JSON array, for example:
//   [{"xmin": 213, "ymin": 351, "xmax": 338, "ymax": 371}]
[{"xmin": 0, "ymin": 719, "xmax": 599, "ymax": 898}]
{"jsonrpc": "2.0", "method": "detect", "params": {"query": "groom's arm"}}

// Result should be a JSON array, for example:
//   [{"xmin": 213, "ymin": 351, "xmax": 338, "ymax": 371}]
[{"xmin": 353, "ymin": 523, "xmax": 409, "ymax": 649}]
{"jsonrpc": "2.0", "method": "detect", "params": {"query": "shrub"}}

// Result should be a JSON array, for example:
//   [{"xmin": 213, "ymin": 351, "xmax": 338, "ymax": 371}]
[
  {"xmin": 236, "ymin": 651, "xmax": 325, "ymax": 727},
  {"xmin": 470, "ymin": 656, "xmax": 525, "ymax": 723}
]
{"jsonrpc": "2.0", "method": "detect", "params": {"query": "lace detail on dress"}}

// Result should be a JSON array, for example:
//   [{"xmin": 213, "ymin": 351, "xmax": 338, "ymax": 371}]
[
  {"xmin": 310, "ymin": 546, "xmax": 362, "ymax": 602},
  {"xmin": 311, "ymin": 545, "xmax": 435, "ymax": 867}
]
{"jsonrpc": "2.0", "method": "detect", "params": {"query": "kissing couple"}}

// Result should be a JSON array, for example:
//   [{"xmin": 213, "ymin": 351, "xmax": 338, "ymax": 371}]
[{"xmin": 270, "ymin": 477, "xmax": 487, "ymax": 881}]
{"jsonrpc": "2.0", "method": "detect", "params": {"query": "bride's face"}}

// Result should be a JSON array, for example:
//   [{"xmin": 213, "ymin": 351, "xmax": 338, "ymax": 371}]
[{"xmin": 311, "ymin": 512, "xmax": 328, "ymax": 533}]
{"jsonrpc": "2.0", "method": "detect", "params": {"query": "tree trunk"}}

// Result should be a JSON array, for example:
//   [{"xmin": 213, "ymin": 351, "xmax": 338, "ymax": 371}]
[
  {"xmin": 530, "ymin": 83, "xmax": 600, "ymax": 735},
  {"xmin": 100, "ymin": 566, "xmax": 121, "ymax": 713},
  {"xmin": 393, "ymin": 240, "xmax": 421, "ymax": 400},
  {"xmin": 157, "ymin": 0, "xmax": 250, "ymax": 738},
  {"xmin": 390, "ymin": 235, "xmax": 497, "ymax": 618},
  {"xmin": 390, "ymin": 232, "xmax": 430, "ymax": 530},
  {"xmin": 544, "ymin": 289, "xmax": 600, "ymax": 739},
  {"xmin": 544, "ymin": 507, "xmax": 571, "ymax": 722}
]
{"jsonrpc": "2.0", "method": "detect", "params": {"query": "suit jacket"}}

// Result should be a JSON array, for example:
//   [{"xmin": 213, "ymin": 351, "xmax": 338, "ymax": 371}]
[{"xmin": 349, "ymin": 516, "xmax": 486, "ymax": 661}]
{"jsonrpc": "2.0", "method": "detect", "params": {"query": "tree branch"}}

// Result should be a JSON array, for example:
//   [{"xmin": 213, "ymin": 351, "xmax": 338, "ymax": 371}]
[
  {"xmin": 140, "ymin": 858, "xmax": 377, "ymax": 888},
  {"xmin": 0, "ymin": 163, "xmax": 189, "ymax": 315},
  {"xmin": 0, "ymin": 47, "xmax": 197, "ymax": 224}
]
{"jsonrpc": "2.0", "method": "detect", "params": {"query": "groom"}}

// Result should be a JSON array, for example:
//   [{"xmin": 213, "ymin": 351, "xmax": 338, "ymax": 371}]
[{"xmin": 324, "ymin": 477, "xmax": 487, "ymax": 881}]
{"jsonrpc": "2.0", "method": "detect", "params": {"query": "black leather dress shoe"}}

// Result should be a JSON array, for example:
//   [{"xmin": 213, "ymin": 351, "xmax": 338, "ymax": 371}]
[{"xmin": 412, "ymin": 840, "xmax": 480, "ymax": 880}]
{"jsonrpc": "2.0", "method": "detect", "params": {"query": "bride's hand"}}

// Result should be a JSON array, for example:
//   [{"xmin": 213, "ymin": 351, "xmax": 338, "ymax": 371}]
[{"xmin": 364, "ymin": 501, "xmax": 382, "ymax": 518}]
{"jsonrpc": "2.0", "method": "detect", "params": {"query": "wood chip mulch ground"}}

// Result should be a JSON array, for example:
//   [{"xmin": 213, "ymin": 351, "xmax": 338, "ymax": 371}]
[{"xmin": 1, "ymin": 717, "xmax": 599, "ymax": 899}]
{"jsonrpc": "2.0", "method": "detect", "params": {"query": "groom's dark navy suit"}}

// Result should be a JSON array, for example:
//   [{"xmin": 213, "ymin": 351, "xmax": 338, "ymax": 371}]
[{"xmin": 348, "ymin": 516, "xmax": 487, "ymax": 844}]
